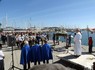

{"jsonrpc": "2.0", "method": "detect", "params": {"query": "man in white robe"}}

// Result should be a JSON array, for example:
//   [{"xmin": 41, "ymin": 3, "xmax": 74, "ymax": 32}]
[{"xmin": 74, "ymin": 28, "xmax": 82, "ymax": 56}]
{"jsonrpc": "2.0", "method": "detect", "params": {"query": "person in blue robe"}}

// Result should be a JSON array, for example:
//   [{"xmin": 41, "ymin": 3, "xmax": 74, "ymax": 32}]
[
  {"xmin": 42, "ymin": 40, "xmax": 53, "ymax": 64},
  {"xmin": 20, "ymin": 40, "xmax": 30, "ymax": 70},
  {"xmin": 30, "ymin": 40, "xmax": 41, "ymax": 65}
]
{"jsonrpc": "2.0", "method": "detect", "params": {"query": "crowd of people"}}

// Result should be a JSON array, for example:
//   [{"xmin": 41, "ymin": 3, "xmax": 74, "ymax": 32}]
[
  {"xmin": 15, "ymin": 32, "xmax": 52, "ymax": 70},
  {"xmin": 0, "ymin": 32, "xmax": 53, "ymax": 70},
  {"xmin": 0, "ymin": 28, "xmax": 94, "ymax": 70}
]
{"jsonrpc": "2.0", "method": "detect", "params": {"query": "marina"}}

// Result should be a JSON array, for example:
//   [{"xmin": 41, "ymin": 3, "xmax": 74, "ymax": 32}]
[{"xmin": 0, "ymin": 0, "xmax": 95, "ymax": 70}]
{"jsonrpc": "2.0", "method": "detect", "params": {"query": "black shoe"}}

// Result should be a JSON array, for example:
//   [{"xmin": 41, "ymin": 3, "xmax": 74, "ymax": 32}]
[{"xmin": 74, "ymin": 55, "xmax": 80, "ymax": 57}]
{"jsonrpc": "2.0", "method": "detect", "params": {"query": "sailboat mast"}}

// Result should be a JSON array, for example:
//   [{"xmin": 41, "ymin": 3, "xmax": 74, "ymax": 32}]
[
  {"xmin": 5, "ymin": 14, "xmax": 7, "ymax": 28},
  {"xmin": 29, "ymin": 18, "xmax": 32, "ymax": 28}
]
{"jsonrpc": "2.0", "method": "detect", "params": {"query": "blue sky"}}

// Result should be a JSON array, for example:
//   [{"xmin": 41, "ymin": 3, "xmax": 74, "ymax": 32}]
[{"xmin": 0, "ymin": 0, "xmax": 95, "ymax": 29}]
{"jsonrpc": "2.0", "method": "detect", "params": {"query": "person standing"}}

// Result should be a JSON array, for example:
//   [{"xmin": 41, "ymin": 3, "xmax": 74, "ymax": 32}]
[
  {"xmin": 42, "ymin": 40, "xmax": 53, "ymax": 64},
  {"xmin": 56, "ymin": 35, "xmax": 60, "ymax": 45},
  {"xmin": 30, "ymin": 40, "xmax": 41, "ymax": 65},
  {"xmin": 36, "ymin": 34, "xmax": 41, "ymax": 44},
  {"xmin": 52, "ymin": 33, "xmax": 56, "ymax": 46},
  {"xmin": 88, "ymin": 37, "xmax": 93, "ymax": 53},
  {"xmin": 20, "ymin": 40, "xmax": 30, "ymax": 70},
  {"xmin": 0, "ymin": 44, "xmax": 5, "ymax": 70},
  {"xmin": 74, "ymin": 28, "xmax": 82, "ymax": 57},
  {"xmin": 68, "ymin": 34, "xmax": 71, "ymax": 47},
  {"xmin": 66, "ymin": 35, "xmax": 69, "ymax": 49}
]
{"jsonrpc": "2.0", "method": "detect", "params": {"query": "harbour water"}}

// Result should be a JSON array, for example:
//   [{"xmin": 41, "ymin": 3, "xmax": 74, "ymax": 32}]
[{"xmin": 81, "ymin": 30, "xmax": 95, "ymax": 47}]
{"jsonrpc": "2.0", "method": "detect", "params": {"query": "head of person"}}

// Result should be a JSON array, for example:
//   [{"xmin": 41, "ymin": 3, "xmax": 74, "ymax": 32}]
[
  {"xmin": 89, "ymin": 37, "xmax": 92, "ymax": 40},
  {"xmin": 29, "ymin": 63, "xmax": 70, "ymax": 70},
  {"xmin": 44, "ymin": 40, "xmax": 48, "ymax": 44},
  {"xmin": 24, "ymin": 40, "xmax": 29, "ymax": 45},
  {"xmin": 35, "ymin": 40, "xmax": 39, "ymax": 44},
  {"xmin": 69, "ymin": 34, "xmax": 71, "ymax": 37},
  {"xmin": 76, "ymin": 28, "xmax": 80, "ymax": 33}
]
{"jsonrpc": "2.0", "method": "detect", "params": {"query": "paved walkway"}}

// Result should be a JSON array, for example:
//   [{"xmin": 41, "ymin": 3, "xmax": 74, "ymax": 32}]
[{"xmin": 2, "ymin": 41, "xmax": 95, "ymax": 70}]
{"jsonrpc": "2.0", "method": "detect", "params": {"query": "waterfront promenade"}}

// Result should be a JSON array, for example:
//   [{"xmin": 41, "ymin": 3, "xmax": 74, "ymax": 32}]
[{"xmin": 3, "ymin": 40, "xmax": 95, "ymax": 70}]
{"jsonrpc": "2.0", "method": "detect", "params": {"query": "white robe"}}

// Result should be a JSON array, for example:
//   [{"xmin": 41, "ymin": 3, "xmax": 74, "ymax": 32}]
[{"xmin": 74, "ymin": 32, "xmax": 82, "ymax": 55}]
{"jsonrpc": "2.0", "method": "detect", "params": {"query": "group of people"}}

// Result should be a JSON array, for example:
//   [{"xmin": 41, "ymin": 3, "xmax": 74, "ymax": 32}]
[
  {"xmin": 73, "ymin": 28, "xmax": 93, "ymax": 57},
  {"xmin": 20, "ymin": 39, "xmax": 53, "ymax": 70},
  {"xmin": 0, "ymin": 28, "xmax": 94, "ymax": 70},
  {"xmin": 15, "ymin": 32, "xmax": 50, "ymax": 49},
  {"xmin": 0, "ymin": 32, "xmax": 52, "ymax": 70}
]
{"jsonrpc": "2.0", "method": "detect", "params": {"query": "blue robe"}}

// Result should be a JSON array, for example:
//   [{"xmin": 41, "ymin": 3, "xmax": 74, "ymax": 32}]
[
  {"xmin": 42, "ymin": 43, "xmax": 53, "ymax": 60},
  {"xmin": 20, "ymin": 44, "xmax": 30, "ymax": 65},
  {"xmin": 30, "ymin": 44, "xmax": 42, "ymax": 62}
]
